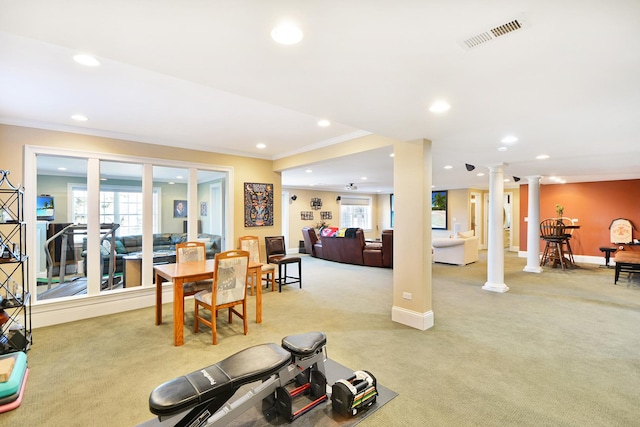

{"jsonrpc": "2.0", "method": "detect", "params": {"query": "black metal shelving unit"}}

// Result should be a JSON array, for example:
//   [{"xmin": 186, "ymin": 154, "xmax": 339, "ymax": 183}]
[{"xmin": 0, "ymin": 169, "xmax": 32, "ymax": 354}]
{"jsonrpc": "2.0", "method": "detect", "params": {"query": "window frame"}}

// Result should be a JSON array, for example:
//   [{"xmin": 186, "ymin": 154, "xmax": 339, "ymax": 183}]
[{"xmin": 339, "ymin": 195, "xmax": 372, "ymax": 231}]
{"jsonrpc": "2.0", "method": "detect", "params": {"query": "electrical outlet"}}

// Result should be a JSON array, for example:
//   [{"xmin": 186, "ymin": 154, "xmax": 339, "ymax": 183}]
[{"xmin": 403, "ymin": 292, "xmax": 412, "ymax": 300}]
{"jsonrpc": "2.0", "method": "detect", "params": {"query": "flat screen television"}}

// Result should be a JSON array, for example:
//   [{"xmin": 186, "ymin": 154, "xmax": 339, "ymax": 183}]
[{"xmin": 36, "ymin": 195, "xmax": 55, "ymax": 221}]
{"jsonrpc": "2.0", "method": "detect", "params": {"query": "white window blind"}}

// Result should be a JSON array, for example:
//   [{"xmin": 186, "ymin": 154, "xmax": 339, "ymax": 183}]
[{"xmin": 340, "ymin": 196, "xmax": 372, "ymax": 229}]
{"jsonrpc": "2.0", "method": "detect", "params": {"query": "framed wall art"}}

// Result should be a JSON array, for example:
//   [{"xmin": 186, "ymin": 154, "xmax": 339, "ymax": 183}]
[
  {"xmin": 244, "ymin": 182, "xmax": 274, "ymax": 227},
  {"xmin": 301, "ymin": 211, "xmax": 314, "ymax": 220},
  {"xmin": 174, "ymin": 200, "xmax": 187, "ymax": 218}
]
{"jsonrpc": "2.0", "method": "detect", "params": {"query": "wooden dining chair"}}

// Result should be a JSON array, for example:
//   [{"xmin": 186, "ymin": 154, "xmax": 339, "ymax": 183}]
[
  {"xmin": 193, "ymin": 250, "xmax": 249, "ymax": 345},
  {"xmin": 175, "ymin": 241, "xmax": 212, "ymax": 314},
  {"xmin": 238, "ymin": 236, "xmax": 276, "ymax": 295}
]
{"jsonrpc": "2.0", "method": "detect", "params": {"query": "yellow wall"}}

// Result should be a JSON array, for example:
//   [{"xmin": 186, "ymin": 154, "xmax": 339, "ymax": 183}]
[
  {"xmin": 0, "ymin": 124, "xmax": 282, "ymax": 249},
  {"xmin": 284, "ymin": 188, "xmax": 391, "ymax": 247}
]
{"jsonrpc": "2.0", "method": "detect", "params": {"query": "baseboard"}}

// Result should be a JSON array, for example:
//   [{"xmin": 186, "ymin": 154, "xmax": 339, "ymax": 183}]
[
  {"xmin": 517, "ymin": 251, "xmax": 605, "ymax": 266},
  {"xmin": 391, "ymin": 306, "xmax": 434, "ymax": 330},
  {"xmin": 32, "ymin": 284, "xmax": 175, "ymax": 328}
]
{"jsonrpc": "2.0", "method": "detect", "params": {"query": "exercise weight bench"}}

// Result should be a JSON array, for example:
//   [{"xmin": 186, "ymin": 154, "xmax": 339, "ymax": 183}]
[{"xmin": 147, "ymin": 332, "xmax": 329, "ymax": 427}]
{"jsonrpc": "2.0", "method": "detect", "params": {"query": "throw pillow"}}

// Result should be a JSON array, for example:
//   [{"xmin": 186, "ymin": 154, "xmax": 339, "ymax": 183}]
[{"xmin": 115, "ymin": 240, "xmax": 127, "ymax": 254}]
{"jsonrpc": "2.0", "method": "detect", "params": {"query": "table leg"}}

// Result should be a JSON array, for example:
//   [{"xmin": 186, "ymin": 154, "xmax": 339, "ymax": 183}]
[
  {"xmin": 174, "ymin": 278, "xmax": 184, "ymax": 346},
  {"xmin": 155, "ymin": 272, "xmax": 163, "ymax": 325}
]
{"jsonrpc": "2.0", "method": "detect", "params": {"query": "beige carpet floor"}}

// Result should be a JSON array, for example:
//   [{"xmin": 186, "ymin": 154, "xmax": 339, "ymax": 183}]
[{"xmin": 2, "ymin": 251, "xmax": 639, "ymax": 426}]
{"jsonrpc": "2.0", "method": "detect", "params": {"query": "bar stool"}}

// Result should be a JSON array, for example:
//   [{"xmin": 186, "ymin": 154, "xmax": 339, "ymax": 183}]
[{"xmin": 265, "ymin": 236, "xmax": 302, "ymax": 292}]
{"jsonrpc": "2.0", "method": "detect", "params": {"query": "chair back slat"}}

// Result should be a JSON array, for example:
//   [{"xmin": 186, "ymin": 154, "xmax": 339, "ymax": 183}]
[
  {"xmin": 214, "ymin": 250, "xmax": 249, "ymax": 305},
  {"xmin": 540, "ymin": 219, "xmax": 564, "ymax": 239},
  {"xmin": 265, "ymin": 236, "xmax": 286, "ymax": 262},
  {"xmin": 239, "ymin": 236, "xmax": 261, "ymax": 264},
  {"xmin": 176, "ymin": 241, "xmax": 206, "ymax": 263}
]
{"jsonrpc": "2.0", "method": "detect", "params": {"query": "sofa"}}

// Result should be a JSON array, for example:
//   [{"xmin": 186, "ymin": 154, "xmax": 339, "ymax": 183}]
[
  {"xmin": 432, "ymin": 230, "xmax": 479, "ymax": 265},
  {"xmin": 301, "ymin": 227, "xmax": 393, "ymax": 268},
  {"xmin": 82, "ymin": 232, "xmax": 222, "ymax": 274}
]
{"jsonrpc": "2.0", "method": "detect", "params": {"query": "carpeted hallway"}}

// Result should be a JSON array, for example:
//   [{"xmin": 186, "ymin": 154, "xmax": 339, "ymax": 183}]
[{"xmin": 3, "ymin": 251, "xmax": 640, "ymax": 426}]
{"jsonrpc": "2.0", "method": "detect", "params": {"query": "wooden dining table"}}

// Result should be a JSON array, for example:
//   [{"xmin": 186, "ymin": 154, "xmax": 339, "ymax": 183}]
[{"xmin": 154, "ymin": 259, "xmax": 263, "ymax": 346}]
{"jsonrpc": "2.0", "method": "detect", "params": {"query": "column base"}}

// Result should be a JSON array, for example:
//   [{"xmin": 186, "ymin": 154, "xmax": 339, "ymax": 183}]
[
  {"xmin": 523, "ymin": 265, "xmax": 543, "ymax": 273},
  {"xmin": 391, "ymin": 306, "xmax": 434, "ymax": 331},
  {"xmin": 482, "ymin": 282, "xmax": 510, "ymax": 293}
]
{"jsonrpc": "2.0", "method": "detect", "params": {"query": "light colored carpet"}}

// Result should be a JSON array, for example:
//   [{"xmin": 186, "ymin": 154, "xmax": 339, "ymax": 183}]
[{"xmin": 2, "ymin": 252, "xmax": 639, "ymax": 426}]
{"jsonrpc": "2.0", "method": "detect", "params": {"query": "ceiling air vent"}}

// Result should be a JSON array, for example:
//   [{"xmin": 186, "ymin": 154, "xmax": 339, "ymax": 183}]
[{"xmin": 460, "ymin": 17, "xmax": 528, "ymax": 50}]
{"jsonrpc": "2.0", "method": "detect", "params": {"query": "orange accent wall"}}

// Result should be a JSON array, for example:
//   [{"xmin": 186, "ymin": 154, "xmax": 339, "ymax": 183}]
[{"xmin": 519, "ymin": 179, "xmax": 640, "ymax": 256}]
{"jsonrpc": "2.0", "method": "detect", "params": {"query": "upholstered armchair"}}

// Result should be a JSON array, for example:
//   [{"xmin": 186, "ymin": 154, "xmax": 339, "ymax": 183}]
[{"xmin": 432, "ymin": 230, "xmax": 479, "ymax": 266}]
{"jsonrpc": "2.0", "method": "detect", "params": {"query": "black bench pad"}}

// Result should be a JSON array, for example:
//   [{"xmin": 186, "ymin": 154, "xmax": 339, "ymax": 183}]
[
  {"xmin": 282, "ymin": 331, "xmax": 326, "ymax": 358},
  {"xmin": 149, "ymin": 343, "xmax": 291, "ymax": 417}
]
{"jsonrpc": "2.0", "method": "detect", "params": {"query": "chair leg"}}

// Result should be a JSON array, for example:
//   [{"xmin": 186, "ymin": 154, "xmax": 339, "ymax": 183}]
[
  {"xmin": 212, "ymin": 314, "xmax": 217, "ymax": 345},
  {"xmin": 194, "ymin": 301, "xmax": 199, "ymax": 333},
  {"xmin": 242, "ymin": 302, "xmax": 248, "ymax": 335},
  {"xmin": 298, "ymin": 261, "xmax": 302, "ymax": 288}
]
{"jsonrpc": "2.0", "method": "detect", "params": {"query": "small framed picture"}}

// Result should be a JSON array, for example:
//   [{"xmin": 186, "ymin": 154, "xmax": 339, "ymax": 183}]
[
  {"xmin": 174, "ymin": 200, "xmax": 187, "ymax": 218},
  {"xmin": 200, "ymin": 202, "xmax": 207, "ymax": 216},
  {"xmin": 301, "ymin": 211, "xmax": 314, "ymax": 220}
]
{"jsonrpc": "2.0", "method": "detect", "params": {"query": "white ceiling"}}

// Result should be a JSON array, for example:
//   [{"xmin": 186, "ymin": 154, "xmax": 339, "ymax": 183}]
[{"xmin": 1, "ymin": 1, "xmax": 639, "ymax": 194}]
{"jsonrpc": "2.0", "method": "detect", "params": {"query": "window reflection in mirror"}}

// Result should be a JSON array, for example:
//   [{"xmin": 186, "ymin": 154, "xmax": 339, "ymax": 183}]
[
  {"xmin": 36, "ymin": 155, "xmax": 87, "ymax": 301},
  {"xmin": 96, "ymin": 161, "xmax": 143, "ymax": 292}
]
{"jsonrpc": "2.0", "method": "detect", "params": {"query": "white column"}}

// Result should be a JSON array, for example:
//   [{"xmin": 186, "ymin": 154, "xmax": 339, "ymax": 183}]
[
  {"xmin": 483, "ymin": 164, "xmax": 509, "ymax": 293},
  {"xmin": 523, "ymin": 176, "xmax": 543, "ymax": 273}
]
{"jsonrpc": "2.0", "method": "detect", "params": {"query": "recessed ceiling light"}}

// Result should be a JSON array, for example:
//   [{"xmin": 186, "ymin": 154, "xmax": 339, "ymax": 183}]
[
  {"xmin": 305, "ymin": 169, "xmax": 312, "ymax": 173},
  {"xmin": 176, "ymin": 175, "xmax": 183, "ymax": 179},
  {"xmin": 57, "ymin": 167, "xmax": 67, "ymax": 171},
  {"xmin": 389, "ymin": 153, "xmax": 395, "ymax": 157},
  {"xmin": 73, "ymin": 54, "xmax": 100, "ymax": 67},
  {"xmin": 501, "ymin": 135, "xmax": 518, "ymax": 144},
  {"xmin": 168, "ymin": 181, "xmax": 175, "ymax": 185},
  {"xmin": 317, "ymin": 119, "xmax": 330, "ymax": 127},
  {"xmin": 429, "ymin": 101, "xmax": 451, "ymax": 113},
  {"xmin": 256, "ymin": 143, "xmax": 266, "ymax": 149},
  {"xmin": 71, "ymin": 114, "xmax": 88, "ymax": 121},
  {"xmin": 536, "ymin": 154, "xmax": 550, "ymax": 160},
  {"xmin": 100, "ymin": 178, "xmax": 107, "ymax": 181},
  {"xmin": 444, "ymin": 165, "xmax": 453, "ymax": 169},
  {"xmin": 497, "ymin": 146, "xmax": 508, "ymax": 152},
  {"xmin": 271, "ymin": 22, "xmax": 303, "ymax": 45},
  {"xmin": 361, "ymin": 177, "xmax": 367, "ymax": 180},
  {"xmin": 477, "ymin": 173, "xmax": 485, "ymax": 177}
]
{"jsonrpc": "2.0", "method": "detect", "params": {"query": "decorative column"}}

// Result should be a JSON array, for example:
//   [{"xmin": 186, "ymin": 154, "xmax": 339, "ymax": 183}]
[
  {"xmin": 482, "ymin": 164, "xmax": 509, "ymax": 293},
  {"xmin": 523, "ymin": 176, "xmax": 543, "ymax": 273}
]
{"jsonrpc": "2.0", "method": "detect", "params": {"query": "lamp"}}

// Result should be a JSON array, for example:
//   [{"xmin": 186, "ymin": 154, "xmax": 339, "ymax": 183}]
[
  {"xmin": 465, "ymin": 163, "xmax": 475, "ymax": 171},
  {"xmin": 290, "ymin": 195, "xmax": 297, "ymax": 201},
  {"xmin": 513, "ymin": 176, "xmax": 521, "ymax": 182},
  {"xmin": 345, "ymin": 183, "xmax": 357, "ymax": 190}
]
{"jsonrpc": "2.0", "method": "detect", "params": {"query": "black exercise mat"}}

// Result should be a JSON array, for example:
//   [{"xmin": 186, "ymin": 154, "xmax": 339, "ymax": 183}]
[{"xmin": 140, "ymin": 358, "xmax": 397, "ymax": 427}]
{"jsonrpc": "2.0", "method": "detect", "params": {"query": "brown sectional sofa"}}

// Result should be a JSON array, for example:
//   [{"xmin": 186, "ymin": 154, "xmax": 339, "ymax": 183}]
[{"xmin": 301, "ymin": 227, "xmax": 393, "ymax": 268}]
